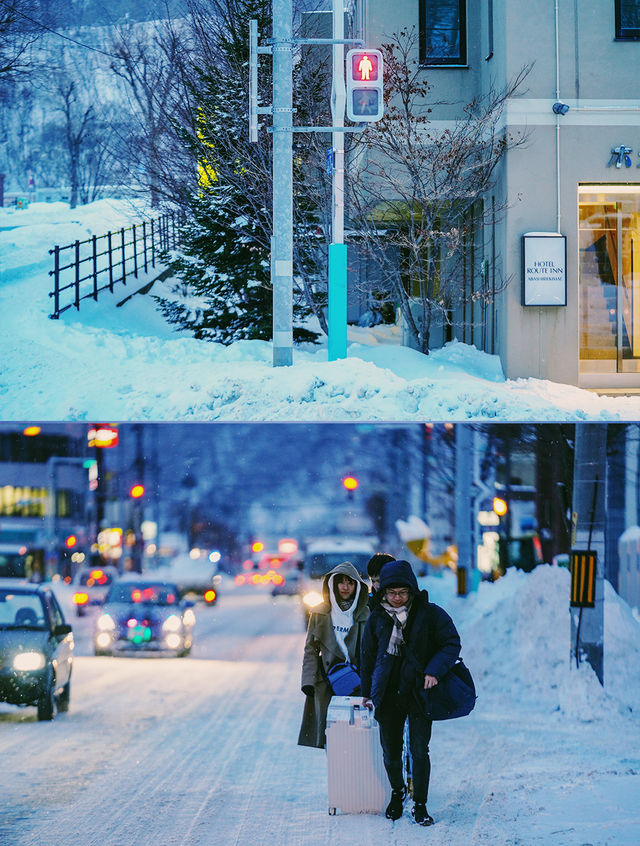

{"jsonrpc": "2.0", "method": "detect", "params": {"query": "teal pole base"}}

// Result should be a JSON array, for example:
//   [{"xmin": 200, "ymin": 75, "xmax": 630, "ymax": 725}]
[{"xmin": 328, "ymin": 243, "xmax": 347, "ymax": 361}]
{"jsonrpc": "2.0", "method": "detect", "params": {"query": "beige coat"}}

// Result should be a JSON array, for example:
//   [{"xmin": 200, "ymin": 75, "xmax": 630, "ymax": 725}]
[{"xmin": 297, "ymin": 561, "xmax": 370, "ymax": 749}]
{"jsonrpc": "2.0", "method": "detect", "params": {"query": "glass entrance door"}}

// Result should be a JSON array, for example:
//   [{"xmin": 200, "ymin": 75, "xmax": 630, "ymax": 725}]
[{"xmin": 579, "ymin": 186, "xmax": 640, "ymax": 374}]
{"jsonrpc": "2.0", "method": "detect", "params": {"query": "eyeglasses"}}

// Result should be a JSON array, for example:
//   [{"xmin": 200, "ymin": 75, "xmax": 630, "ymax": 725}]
[{"xmin": 385, "ymin": 588, "xmax": 409, "ymax": 599}]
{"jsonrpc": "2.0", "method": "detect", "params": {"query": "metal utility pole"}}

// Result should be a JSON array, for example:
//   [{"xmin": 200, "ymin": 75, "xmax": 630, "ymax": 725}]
[
  {"xmin": 250, "ymin": 6, "xmax": 370, "ymax": 367},
  {"xmin": 271, "ymin": 0, "xmax": 294, "ymax": 367},
  {"xmin": 328, "ymin": 0, "xmax": 347, "ymax": 361},
  {"xmin": 46, "ymin": 457, "xmax": 87, "ymax": 579},
  {"xmin": 455, "ymin": 425, "xmax": 474, "ymax": 596},
  {"xmin": 570, "ymin": 423, "xmax": 606, "ymax": 685},
  {"xmin": 129, "ymin": 424, "xmax": 145, "ymax": 573}
]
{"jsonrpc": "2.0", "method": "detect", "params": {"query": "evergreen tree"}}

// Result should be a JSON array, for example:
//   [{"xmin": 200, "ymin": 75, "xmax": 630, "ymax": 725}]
[{"xmin": 155, "ymin": 0, "xmax": 322, "ymax": 345}]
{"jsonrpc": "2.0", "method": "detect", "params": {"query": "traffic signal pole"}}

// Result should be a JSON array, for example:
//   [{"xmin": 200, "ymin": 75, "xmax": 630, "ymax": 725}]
[
  {"xmin": 272, "ymin": 0, "xmax": 294, "ymax": 367},
  {"xmin": 328, "ymin": 0, "xmax": 347, "ymax": 361},
  {"xmin": 250, "ymin": 9, "xmax": 370, "ymax": 367}
]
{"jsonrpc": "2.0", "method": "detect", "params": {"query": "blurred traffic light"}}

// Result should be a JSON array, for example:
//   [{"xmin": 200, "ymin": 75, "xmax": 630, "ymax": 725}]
[
  {"xmin": 492, "ymin": 496, "xmax": 508, "ymax": 517},
  {"xmin": 65, "ymin": 534, "xmax": 77, "ymax": 549},
  {"xmin": 251, "ymin": 541, "xmax": 265, "ymax": 553},
  {"xmin": 23, "ymin": 425, "xmax": 41, "ymax": 437},
  {"xmin": 342, "ymin": 476, "xmax": 359, "ymax": 492},
  {"xmin": 129, "ymin": 484, "xmax": 145, "ymax": 499},
  {"xmin": 88, "ymin": 425, "xmax": 119, "ymax": 448}
]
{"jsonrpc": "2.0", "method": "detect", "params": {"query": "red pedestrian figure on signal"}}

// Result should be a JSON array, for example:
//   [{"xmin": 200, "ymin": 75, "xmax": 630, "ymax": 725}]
[{"xmin": 358, "ymin": 54, "xmax": 373, "ymax": 80}]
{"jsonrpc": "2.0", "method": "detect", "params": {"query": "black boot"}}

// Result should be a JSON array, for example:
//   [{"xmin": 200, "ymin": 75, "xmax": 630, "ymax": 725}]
[
  {"xmin": 412, "ymin": 803, "xmax": 434, "ymax": 826},
  {"xmin": 385, "ymin": 786, "xmax": 407, "ymax": 820}
]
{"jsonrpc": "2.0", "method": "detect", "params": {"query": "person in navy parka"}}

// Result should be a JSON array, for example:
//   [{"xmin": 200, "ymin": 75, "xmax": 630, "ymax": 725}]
[{"xmin": 360, "ymin": 559, "xmax": 461, "ymax": 826}]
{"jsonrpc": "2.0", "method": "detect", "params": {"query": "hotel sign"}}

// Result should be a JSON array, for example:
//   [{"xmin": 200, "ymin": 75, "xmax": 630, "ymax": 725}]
[{"xmin": 522, "ymin": 232, "xmax": 567, "ymax": 307}]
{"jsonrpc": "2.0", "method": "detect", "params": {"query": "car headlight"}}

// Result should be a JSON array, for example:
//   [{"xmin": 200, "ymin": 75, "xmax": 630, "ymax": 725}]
[
  {"xmin": 183, "ymin": 608, "xmax": 196, "ymax": 627},
  {"xmin": 13, "ymin": 651, "xmax": 46, "ymax": 671},
  {"xmin": 164, "ymin": 633, "xmax": 182, "ymax": 650},
  {"xmin": 162, "ymin": 614, "xmax": 182, "ymax": 633},
  {"xmin": 96, "ymin": 613, "xmax": 116, "ymax": 631},
  {"xmin": 303, "ymin": 590, "xmax": 323, "ymax": 609}
]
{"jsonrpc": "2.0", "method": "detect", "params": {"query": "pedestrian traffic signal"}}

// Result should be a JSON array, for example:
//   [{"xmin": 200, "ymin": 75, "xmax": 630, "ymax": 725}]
[{"xmin": 346, "ymin": 48, "xmax": 384, "ymax": 122}]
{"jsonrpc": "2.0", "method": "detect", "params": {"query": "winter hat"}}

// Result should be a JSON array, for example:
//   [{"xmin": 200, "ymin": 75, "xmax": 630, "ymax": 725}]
[{"xmin": 378, "ymin": 559, "xmax": 419, "ymax": 594}]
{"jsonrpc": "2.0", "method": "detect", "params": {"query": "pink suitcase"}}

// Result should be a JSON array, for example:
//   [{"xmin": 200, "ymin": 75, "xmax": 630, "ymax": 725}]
[{"xmin": 325, "ymin": 696, "xmax": 391, "ymax": 815}]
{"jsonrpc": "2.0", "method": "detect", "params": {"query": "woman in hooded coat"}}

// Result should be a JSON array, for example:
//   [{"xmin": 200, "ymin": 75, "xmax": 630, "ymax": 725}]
[{"xmin": 297, "ymin": 561, "xmax": 370, "ymax": 749}]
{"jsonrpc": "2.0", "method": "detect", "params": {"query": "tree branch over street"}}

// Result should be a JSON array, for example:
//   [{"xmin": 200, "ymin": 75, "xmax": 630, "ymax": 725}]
[{"xmin": 346, "ymin": 28, "xmax": 530, "ymax": 353}]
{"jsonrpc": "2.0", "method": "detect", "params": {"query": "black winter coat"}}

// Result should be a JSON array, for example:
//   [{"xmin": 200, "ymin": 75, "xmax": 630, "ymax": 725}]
[{"xmin": 360, "ymin": 589, "xmax": 461, "ymax": 709}]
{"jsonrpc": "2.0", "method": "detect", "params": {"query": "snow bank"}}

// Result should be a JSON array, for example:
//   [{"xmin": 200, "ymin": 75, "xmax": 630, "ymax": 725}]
[
  {"xmin": 424, "ymin": 566, "xmax": 640, "ymax": 722},
  {"xmin": 3, "ymin": 199, "xmax": 640, "ymax": 420}
]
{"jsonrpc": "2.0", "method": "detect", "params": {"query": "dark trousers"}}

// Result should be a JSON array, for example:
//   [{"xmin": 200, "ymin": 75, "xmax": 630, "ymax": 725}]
[{"xmin": 377, "ymin": 700, "xmax": 433, "ymax": 805}]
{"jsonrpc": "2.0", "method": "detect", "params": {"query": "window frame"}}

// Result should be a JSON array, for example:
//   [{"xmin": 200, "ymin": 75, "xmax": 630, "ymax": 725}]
[
  {"xmin": 615, "ymin": 0, "xmax": 640, "ymax": 40},
  {"xmin": 419, "ymin": 0, "xmax": 467, "ymax": 67}
]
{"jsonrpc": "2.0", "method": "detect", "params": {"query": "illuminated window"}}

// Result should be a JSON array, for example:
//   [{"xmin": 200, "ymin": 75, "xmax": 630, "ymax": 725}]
[
  {"xmin": 419, "ymin": 0, "xmax": 466, "ymax": 66},
  {"xmin": 0, "ymin": 485, "xmax": 48, "ymax": 517},
  {"xmin": 579, "ymin": 186, "xmax": 640, "ymax": 375}
]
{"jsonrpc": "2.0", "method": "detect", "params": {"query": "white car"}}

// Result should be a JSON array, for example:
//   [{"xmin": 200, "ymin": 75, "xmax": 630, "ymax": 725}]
[
  {"xmin": 72, "ymin": 565, "xmax": 119, "ymax": 617},
  {"xmin": 299, "ymin": 536, "xmax": 377, "ymax": 621}
]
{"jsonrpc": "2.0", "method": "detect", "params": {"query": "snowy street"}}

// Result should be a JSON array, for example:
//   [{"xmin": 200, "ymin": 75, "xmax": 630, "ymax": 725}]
[{"xmin": 1, "ymin": 569, "xmax": 638, "ymax": 846}]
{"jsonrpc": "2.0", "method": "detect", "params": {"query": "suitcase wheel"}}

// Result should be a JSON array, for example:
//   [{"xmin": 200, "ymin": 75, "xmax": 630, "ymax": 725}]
[{"xmin": 328, "ymin": 808, "xmax": 336, "ymax": 816}]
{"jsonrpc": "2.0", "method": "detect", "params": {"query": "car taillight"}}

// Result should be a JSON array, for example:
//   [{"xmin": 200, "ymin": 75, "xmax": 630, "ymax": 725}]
[
  {"xmin": 204, "ymin": 589, "xmax": 217, "ymax": 603},
  {"xmin": 73, "ymin": 592, "xmax": 89, "ymax": 605}
]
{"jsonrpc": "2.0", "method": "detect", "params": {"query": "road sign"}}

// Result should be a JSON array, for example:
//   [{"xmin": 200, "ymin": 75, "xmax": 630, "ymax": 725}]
[{"xmin": 570, "ymin": 549, "xmax": 597, "ymax": 608}]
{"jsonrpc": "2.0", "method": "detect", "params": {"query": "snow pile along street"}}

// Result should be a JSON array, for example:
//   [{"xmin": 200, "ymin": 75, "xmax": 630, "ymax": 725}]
[{"xmin": 2, "ymin": 199, "xmax": 640, "ymax": 421}]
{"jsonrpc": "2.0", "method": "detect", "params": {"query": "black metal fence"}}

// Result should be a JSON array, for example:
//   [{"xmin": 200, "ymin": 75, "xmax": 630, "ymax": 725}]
[{"xmin": 48, "ymin": 211, "xmax": 182, "ymax": 319}]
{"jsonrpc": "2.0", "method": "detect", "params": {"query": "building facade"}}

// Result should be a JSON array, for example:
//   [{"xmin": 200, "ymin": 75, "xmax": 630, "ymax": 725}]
[
  {"xmin": 351, "ymin": 0, "xmax": 640, "ymax": 389},
  {"xmin": 0, "ymin": 424, "xmax": 93, "ymax": 579}
]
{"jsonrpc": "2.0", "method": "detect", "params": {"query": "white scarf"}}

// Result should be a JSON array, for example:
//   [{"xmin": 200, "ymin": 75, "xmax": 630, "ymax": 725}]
[
  {"xmin": 329, "ymin": 575, "xmax": 360, "ymax": 661},
  {"xmin": 381, "ymin": 599, "xmax": 410, "ymax": 655}
]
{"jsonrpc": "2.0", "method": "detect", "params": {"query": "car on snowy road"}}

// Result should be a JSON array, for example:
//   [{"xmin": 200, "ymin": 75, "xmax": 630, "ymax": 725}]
[
  {"xmin": 71, "ymin": 564, "xmax": 119, "ymax": 616},
  {"xmin": 271, "ymin": 561, "xmax": 303, "ymax": 597},
  {"xmin": 0, "ymin": 581, "xmax": 74, "ymax": 720},
  {"xmin": 94, "ymin": 577, "xmax": 195, "ymax": 657}
]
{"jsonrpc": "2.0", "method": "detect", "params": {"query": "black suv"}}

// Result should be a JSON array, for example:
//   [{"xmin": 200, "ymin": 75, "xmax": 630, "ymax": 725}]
[{"xmin": 0, "ymin": 581, "xmax": 74, "ymax": 720}]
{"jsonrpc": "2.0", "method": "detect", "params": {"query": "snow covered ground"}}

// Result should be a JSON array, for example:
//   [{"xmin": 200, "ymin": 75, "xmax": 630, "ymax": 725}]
[
  {"xmin": 1, "ymin": 565, "xmax": 638, "ymax": 845},
  {"xmin": 2, "ymin": 199, "xmax": 640, "ymax": 421}
]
